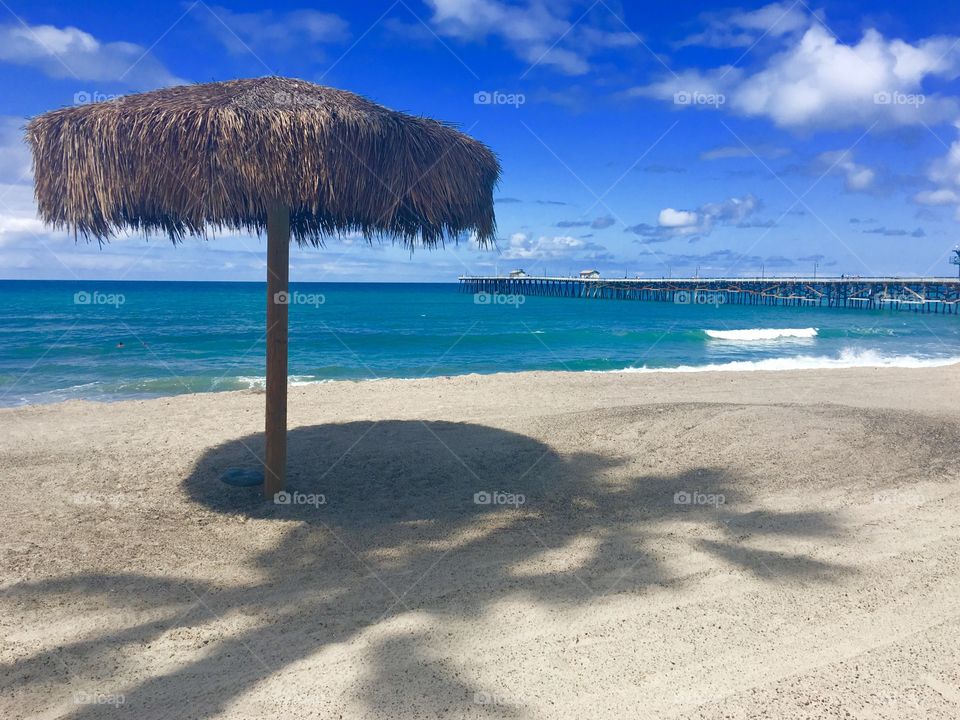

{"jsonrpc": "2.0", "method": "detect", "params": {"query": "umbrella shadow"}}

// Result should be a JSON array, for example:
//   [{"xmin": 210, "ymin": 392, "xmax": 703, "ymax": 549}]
[{"xmin": 3, "ymin": 420, "xmax": 853, "ymax": 719}]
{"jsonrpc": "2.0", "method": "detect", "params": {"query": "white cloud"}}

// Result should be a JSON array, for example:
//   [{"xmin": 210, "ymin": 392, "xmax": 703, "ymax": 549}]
[
  {"xmin": 424, "ymin": 0, "xmax": 639, "ymax": 75},
  {"xmin": 677, "ymin": 1, "xmax": 810, "ymax": 49},
  {"xmin": 632, "ymin": 21, "xmax": 960, "ymax": 129},
  {"xmin": 816, "ymin": 150, "xmax": 876, "ymax": 191},
  {"xmin": 658, "ymin": 208, "xmax": 698, "ymax": 228},
  {"xmin": 0, "ymin": 23, "xmax": 184, "ymax": 88},
  {"xmin": 700, "ymin": 144, "xmax": 790, "ymax": 161},
  {"xmin": 634, "ymin": 66, "xmax": 738, "ymax": 107},
  {"xmin": 630, "ymin": 194, "xmax": 763, "ymax": 241},
  {"xmin": 700, "ymin": 194, "xmax": 762, "ymax": 226},
  {"xmin": 0, "ymin": 117, "xmax": 45, "ymax": 245},
  {"xmin": 499, "ymin": 232, "xmax": 611, "ymax": 260},
  {"xmin": 199, "ymin": 6, "xmax": 349, "ymax": 54},
  {"xmin": 0, "ymin": 184, "xmax": 51, "ymax": 246},
  {"xmin": 926, "ymin": 132, "xmax": 960, "ymax": 188},
  {"xmin": 914, "ymin": 123, "xmax": 960, "ymax": 218},
  {"xmin": 0, "ymin": 117, "xmax": 30, "ymax": 184},
  {"xmin": 914, "ymin": 188, "xmax": 959, "ymax": 205}
]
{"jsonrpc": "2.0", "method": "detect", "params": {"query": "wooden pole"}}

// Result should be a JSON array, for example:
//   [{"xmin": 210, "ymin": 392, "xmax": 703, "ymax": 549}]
[{"xmin": 265, "ymin": 204, "xmax": 290, "ymax": 498}]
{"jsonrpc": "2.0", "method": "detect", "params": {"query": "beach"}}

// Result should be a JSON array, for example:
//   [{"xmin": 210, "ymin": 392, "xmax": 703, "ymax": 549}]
[{"xmin": 2, "ymin": 364, "xmax": 960, "ymax": 719}]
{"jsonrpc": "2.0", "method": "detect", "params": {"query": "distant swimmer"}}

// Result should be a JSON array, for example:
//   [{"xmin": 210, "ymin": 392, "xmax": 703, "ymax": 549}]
[{"xmin": 116, "ymin": 341, "xmax": 124, "ymax": 348}]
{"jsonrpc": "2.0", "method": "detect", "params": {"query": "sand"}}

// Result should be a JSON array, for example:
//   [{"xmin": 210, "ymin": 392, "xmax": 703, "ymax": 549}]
[{"xmin": 2, "ymin": 365, "xmax": 960, "ymax": 719}]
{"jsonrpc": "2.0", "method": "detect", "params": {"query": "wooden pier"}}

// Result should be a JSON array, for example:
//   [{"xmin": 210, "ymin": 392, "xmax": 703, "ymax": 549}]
[{"xmin": 458, "ymin": 275, "xmax": 960, "ymax": 314}]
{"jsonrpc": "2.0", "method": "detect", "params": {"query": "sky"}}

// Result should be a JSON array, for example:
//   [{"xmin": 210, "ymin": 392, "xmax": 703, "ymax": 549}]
[{"xmin": 1, "ymin": 0, "xmax": 960, "ymax": 281}]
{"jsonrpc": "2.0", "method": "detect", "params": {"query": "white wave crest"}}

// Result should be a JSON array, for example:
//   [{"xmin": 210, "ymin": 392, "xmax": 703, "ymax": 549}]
[
  {"xmin": 705, "ymin": 327, "xmax": 818, "ymax": 341},
  {"xmin": 229, "ymin": 375, "xmax": 331, "ymax": 389},
  {"xmin": 609, "ymin": 349, "xmax": 960, "ymax": 374}
]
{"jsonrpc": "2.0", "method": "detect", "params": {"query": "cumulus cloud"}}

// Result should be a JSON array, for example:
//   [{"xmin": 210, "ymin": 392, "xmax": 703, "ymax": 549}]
[
  {"xmin": 913, "ymin": 123, "xmax": 960, "ymax": 218},
  {"xmin": 631, "ymin": 20, "xmax": 960, "ymax": 129},
  {"xmin": 658, "ymin": 208, "xmax": 698, "ymax": 228},
  {"xmin": 197, "ymin": 6, "xmax": 349, "ymax": 55},
  {"xmin": 422, "ymin": 0, "xmax": 639, "ymax": 75},
  {"xmin": 0, "ymin": 22, "xmax": 184, "ymax": 88},
  {"xmin": 499, "ymin": 232, "xmax": 612, "ymax": 261},
  {"xmin": 628, "ymin": 194, "xmax": 763, "ymax": 242}
]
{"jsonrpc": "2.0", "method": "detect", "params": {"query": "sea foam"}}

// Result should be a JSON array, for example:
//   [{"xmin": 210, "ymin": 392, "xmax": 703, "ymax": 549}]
[
  {"xmin": 704, "ymin": 328, "xmax": 818, "ymax": 341},
  {"xmin": 609, "ymin": 348, "xmax": 960, "ymax": 374}
]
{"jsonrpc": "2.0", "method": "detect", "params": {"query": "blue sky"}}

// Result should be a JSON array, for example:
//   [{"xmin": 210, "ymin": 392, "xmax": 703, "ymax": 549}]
[{"xmin": 1, "ymin": 0, "xmax": 960, "ymax": 281}]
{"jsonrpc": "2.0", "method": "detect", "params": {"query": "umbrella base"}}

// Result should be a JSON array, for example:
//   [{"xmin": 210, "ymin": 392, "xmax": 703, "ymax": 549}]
[{"xmin": 220, "ymin": 467, "xmax": 263, "ymax": 487}]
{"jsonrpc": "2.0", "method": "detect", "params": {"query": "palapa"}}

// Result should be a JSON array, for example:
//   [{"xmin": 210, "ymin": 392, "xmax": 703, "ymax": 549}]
[{"xmin": 27, "ymin": 76, "xmax": 500, "ymax": 495}]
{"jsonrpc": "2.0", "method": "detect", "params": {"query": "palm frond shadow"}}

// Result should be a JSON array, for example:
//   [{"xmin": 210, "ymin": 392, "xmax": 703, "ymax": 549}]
[{"xmin": 4, "ymin": 420, "xmax": 853, "ymax": 719}]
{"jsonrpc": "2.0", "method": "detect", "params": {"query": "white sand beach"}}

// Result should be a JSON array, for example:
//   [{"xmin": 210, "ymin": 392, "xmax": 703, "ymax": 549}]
[{"xmin": 2, "ymin": 365, "xmax": 960, "ymax": 719}]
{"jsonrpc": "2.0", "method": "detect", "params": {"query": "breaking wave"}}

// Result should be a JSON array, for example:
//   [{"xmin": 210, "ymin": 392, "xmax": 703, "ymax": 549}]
[
  {"xmin": 609, "ymin": 349, "xmax": 960, "ymax": 374},
  {"xmin": 704, "ymin": 328, "xmax": 818, "ymax": 341}
]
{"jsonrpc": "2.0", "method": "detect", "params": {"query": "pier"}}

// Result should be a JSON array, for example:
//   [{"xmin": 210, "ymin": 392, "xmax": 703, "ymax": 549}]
[{"xmin": 458, "ymin": 275, "xmax": 960, "ymax": 313}]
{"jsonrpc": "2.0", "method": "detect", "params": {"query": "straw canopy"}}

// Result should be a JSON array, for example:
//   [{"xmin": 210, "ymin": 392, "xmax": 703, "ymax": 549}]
[
  {"xmin": 27, "ymin": 76, "xmax": 501, "ymax": 497},
  {"xmin": 26, "ymin": 76, "xmax": 500, "ymax": 247}
]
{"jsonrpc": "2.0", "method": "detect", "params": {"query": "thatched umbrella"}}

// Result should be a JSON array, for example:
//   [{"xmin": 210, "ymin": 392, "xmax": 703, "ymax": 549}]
[{"xmin": 27, "ymin": 76, "xmax": 499, "ymax": 497}]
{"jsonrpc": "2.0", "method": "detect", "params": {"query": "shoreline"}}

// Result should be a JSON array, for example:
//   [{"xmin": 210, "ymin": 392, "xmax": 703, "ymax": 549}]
[
  {"xmin": 4, "ymin": 363, "xmax": 959, "ymax": 420},
  {"xmin": 5, "ymin": 354, "xmax": 960, "ymax": 411}
]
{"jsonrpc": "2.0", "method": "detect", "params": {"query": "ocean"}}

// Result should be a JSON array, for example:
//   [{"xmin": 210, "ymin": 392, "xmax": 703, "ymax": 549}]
[{"xmin": 1, "ymin": 280, "xmax": 958, "ymax": 406}]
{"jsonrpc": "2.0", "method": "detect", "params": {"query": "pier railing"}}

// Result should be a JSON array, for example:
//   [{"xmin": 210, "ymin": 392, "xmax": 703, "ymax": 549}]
[{"xmin": 457, "ymin": 276, "xmax": 960, "ymax": 313}]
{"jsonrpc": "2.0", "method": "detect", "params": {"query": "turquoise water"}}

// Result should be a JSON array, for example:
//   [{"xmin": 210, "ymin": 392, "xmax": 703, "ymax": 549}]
[{"xmin": 0, "ymin": 280, "xmax": 958, "ymax": 406}]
